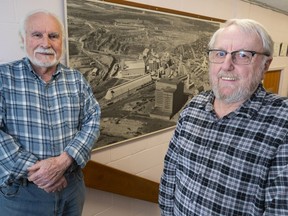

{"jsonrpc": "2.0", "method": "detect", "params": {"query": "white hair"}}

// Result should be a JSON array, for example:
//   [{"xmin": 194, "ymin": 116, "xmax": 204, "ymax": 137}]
[
  {"xmin": 19, "ymin": 9, "xmax": 65, "ymax": 48},
  {"xmin": 208, "ymin": 18, "xmax": 274, "ymax": 56}
]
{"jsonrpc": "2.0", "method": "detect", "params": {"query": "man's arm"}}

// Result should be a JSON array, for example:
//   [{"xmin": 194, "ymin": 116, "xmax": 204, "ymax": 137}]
[
  {"xmin": 63, "ymin": 76, "xmax": 101, "ymax": 168},
  {"xmin": 159, "ymin": 119, "xmax": 182, "ymax": 215},
  {"xmin": 264, "ymin": 137, "xmax": 288, "ymax": 215},
  {"xmin": 0, "ymin": 90, "xmax": 38, "ymax": 186}
]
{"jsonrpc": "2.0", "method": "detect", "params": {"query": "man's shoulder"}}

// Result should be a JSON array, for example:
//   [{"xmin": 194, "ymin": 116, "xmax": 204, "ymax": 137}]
[
  {"xmin": 58, "ymin": 64, "xmax": 90, "ymax": 85},
  {"xmin": 0, "ymin": 58, "xmax": 27, "ymax": 77},
  {"xmin": 58, "ymin": 63, "xmax": 81, "ymax": 75},
  {"xmin": 0, "ymin": 58, "xmax": 25, "ymax": 68},
  {"xmin": 256, "ymin": 92, "xmax": 288, "ymax": 127},
  {"xmin": 180, "ymin": 90, "xmax": 212, "ymax": 116},
  {"xmin": 264, "ymin": 92, "xmax": 288, "ymax": 109},
  {"xmin": 188, "ymin": 90, "xmax": 212, "ymax": 105}
]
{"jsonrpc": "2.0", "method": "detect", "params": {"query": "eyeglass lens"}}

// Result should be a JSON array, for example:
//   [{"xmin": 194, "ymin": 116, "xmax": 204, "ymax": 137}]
[{"xmin": 208, "ymin": 50, "xmax": 253, "ymax": 65}]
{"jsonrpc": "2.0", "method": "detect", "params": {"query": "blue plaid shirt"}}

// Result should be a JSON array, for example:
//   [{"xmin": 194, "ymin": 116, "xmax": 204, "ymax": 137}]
[
  {"xmin": 159, "ymin": 85, "xmax": 288, "ymax": 215},
  {"xmin": 0, "ymin": 58, "xmax": 101, "ymax": 186}
]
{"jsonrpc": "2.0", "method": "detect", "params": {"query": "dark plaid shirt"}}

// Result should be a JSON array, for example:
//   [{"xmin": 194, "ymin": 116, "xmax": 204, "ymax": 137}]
[{"xmin": 159, "ymin": 85, "xmax": 288, "ymax": 215}]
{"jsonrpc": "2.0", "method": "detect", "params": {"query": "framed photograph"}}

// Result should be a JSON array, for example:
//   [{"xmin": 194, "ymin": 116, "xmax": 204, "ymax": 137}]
[
  {"xmin": 66, "ymin": 0, "xmax": 222, "ymax": 149},
  {"xmin": 279, "ymin": 42, "xmax": 288, "ymax": 57},
  {"xmin": 273, "ymin": 42, "xmax": 280, "ymax": 57}
]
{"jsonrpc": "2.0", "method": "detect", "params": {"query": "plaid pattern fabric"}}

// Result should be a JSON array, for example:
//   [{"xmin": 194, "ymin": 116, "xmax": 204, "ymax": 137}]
[
  {"xmin": 159, "ymin": 85, "xmax": 288, "ymax": 215},
  {"xmin": 0, "ymin": 58, "xmax": 101, "ymax": 186}
]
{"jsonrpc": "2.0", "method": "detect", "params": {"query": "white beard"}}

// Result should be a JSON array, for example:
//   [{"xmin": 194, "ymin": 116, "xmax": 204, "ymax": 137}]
[{"xmin": 25, "ymin": 46, "xmax": 60, "ymax": 68}]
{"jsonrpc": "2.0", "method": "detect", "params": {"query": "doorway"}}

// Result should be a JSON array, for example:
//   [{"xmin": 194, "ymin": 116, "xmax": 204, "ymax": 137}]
[{"xmin": 263, "ymin": 70, "xmax": 281, "ymax": 94}]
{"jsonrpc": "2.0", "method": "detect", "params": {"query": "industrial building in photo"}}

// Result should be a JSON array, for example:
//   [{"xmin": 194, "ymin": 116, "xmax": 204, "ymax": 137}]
[
  {"xmin": 150, "ymin": 77, "xmax": 188, "ymax": 120},
  {"xmin": 104, "ymin": 74, "xmax": 153, "ymax": 101}
]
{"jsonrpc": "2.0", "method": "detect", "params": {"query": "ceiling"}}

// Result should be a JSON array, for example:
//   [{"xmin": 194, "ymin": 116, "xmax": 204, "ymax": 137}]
[{"xmin": 242, "ymin": 0, "xmax": 288, "ymax": 16}]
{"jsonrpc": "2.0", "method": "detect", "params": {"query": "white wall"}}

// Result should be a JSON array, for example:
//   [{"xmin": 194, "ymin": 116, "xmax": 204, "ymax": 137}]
[
  {"xmin": 0, "ymin": 0, "xmax": 66, "ymax": 63},
  {"xmin": 1, "ymin": 0, "xmax": 288, "ymax": 216},
  {"xmin": 86, "ymin": 128, "xmax": 173, "ymax": 216}
]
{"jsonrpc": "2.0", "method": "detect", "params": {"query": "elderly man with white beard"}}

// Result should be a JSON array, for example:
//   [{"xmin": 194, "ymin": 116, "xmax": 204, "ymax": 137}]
[{"xmin": 0, "ymin": 10, "xmax": 101, "ymax": 216}]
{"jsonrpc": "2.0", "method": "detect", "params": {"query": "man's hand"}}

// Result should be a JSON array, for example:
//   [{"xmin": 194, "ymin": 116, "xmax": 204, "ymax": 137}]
[
  {"xmin": 27, "ymin": 152, "xmax": 73, "ymax": 192},
  {"xmin": 42, "ymin": 176, "xmax": 68, "ymax": 193}
]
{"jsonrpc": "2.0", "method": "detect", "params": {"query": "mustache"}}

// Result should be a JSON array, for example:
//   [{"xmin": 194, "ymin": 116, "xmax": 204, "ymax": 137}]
[
  {"xmin": 34, "ymin": 48, "xmax": 56, "ymax": 55},
  {"xmin": 217, "ymin": 71, "xmax": 239, "ymax": 80}
]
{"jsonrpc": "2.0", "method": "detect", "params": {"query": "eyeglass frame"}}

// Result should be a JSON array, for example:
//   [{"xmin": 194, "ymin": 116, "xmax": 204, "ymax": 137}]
[{"xmin": 207, "ymin": 49, "xmax": 270, "ymax": 65}]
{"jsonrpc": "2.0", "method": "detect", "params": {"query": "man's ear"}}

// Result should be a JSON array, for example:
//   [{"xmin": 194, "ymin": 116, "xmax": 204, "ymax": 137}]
[
  {"xmin": 264, "ymin": 58, "xmax": 273, "ymax": 72},
  {"xmin": 19, "ymin": 33, "xmax": 25, "ymax": 50}
]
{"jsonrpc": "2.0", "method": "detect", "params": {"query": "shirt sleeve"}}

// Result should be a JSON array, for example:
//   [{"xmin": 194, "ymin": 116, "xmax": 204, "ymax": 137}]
[
  {"xmin": 0, "ymin": 85, "xmax": 38, "ymax": 186},
  {"xmin": 159, "ymin": 115, "xmax": 183, "ymax": 215},
  {"xmin": 264, "ymin": 135, "xmax": 288, "ymax": 215},
  {"xmin": 64, "ymin": 76, "xmax": 101, "ymax": 168}
]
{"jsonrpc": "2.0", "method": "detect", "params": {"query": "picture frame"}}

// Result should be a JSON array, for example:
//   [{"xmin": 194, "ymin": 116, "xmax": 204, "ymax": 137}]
[
  {"xmin": 279, "ymin": 42, "xmax": 288, "ymax": 57},
  {"xmin": 273, "ymin": 42, "xmax": 281, "ymax": 57},
  {"xmin": 66, "ymin": 0, "xmax": 223, "ymax": 149}
]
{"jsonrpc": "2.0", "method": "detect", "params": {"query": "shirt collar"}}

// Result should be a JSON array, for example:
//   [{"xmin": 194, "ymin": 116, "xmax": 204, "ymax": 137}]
[
  {"xmin": 237, "ymin": 85, "xmax": 266, "ymax": 118},
  {"xmin": 23, "ymin": 57, "xmax": 62, "ymax": 79}
]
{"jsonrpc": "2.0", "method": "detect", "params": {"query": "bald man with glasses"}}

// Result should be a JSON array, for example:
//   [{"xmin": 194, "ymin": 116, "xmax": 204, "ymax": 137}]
[{"xmin": 159, "ymin": 19, "xmax": 288, "ymax": 215}]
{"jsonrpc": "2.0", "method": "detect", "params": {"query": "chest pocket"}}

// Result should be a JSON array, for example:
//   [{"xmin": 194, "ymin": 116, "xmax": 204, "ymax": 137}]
[{"xmin": 62, "ymin": 92, "xmax": 83, "ymax": 129}]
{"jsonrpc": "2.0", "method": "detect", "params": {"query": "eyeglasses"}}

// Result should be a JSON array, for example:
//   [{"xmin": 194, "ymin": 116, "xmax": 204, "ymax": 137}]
[{"xmin": 207, "ymin": 49, "xmax": 270, "ymax": 65}]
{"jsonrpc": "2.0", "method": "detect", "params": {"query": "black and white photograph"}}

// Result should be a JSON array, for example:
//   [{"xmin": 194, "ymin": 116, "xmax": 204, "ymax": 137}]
[{"xmin": 66, "ymin": 0, "xmax": 220, "ymax": 149}]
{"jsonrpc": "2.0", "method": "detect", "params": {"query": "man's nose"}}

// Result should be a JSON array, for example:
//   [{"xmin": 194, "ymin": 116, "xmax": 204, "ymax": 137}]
[
  {"xmin": 221, "ymin": 53, "xmax": 234, "ymax": 70},
  {"xmin": 41, "ymin": 35, "xmax": 51, "ymax": 48}
]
